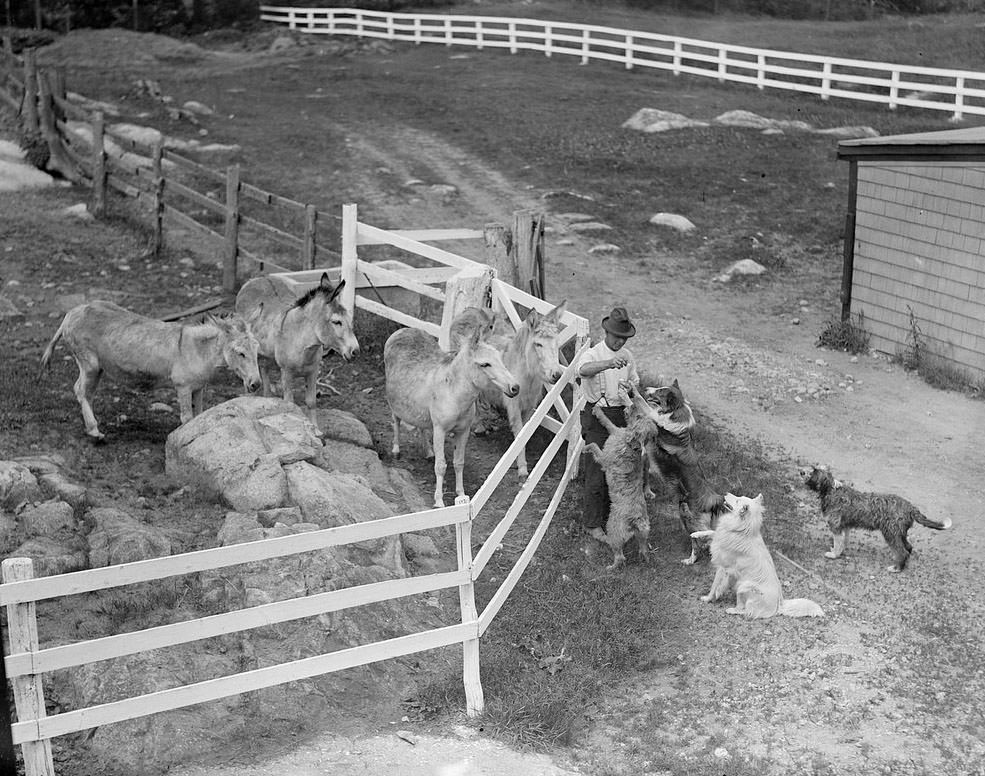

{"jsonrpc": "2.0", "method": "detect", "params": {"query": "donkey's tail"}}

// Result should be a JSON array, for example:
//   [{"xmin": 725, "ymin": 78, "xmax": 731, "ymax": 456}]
[
  {"xmin": 914, "ymin": 510, "xmax": 952, "ymax": 531},
  {"xmin": 779, "ymin": 598, "xmax": 826, "ymax": 618},
  {"xmin": 39, "ymin": 317, "xmax": 66, "ymax": 375}
]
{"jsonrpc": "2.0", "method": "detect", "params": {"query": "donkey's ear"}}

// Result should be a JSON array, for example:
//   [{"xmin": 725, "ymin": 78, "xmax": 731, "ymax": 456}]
[
  {"xmin": 672, "ymin": 378, "xmax": 680, "ymax": 388},
  {"xmin": 328, "ymin": 277, "xmax": 345, "ymax": 303},
  {"xmin": 468, "ymin": 324, "xmax": 483, "ymax": 348},
  {"xmin": 549, "ymin": 299, "xmax": 567, "ymax": 320}
]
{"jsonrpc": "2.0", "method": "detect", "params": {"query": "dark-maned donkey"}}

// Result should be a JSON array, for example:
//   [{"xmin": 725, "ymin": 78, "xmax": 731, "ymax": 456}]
[
  {"xmin": 235, "ymin": 272, "xmax": 359, "ymax": 421},
  {"xmin": 384, "ymin": 325, "xmax": 519, "ymax": 508},
  {"xmin": 40, "ymin": 300, "xmax": 262, "ymax": 440},
  {"xmin": 449, "ymin": 301, "xmax": 568, "ymax": 480}
]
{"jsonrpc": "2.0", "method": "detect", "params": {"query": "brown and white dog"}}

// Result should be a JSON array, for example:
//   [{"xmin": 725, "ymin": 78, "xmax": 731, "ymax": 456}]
[{"xmin": 637, "ymin": 380, "xmax": 727, "ymax": 565}]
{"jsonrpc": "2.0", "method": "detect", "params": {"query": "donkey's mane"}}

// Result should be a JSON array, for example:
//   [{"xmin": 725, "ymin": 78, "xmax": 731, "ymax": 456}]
[{"xmin": 293, "ymin": 284, "xmax": 333, "ymax": 310}]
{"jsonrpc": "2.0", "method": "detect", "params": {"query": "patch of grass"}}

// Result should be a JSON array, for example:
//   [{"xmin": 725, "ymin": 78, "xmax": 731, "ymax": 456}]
[
  {"xmin": 893, "ymin": 306, "xmax": 985, "ymax": 397},
  {"xmin": 816, "ymin": 310, "xmax": 870, "ymax": 354}
]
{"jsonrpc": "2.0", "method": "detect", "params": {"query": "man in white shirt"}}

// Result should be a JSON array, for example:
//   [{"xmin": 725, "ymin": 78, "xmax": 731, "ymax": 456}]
[{"xmin": 576, "ymin": 307, "xmax": 640, "ymax": 535}]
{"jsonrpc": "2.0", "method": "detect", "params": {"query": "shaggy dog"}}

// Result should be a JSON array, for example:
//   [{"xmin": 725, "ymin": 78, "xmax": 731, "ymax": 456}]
[
  {"xmin": 695, "ymin": 493, "xmax": 825, "ymax": 619},
  {"xmin": 639, "ymin": 380, "xmax": 726, "ymax": 565},
  {"xmin": 800, "ymin": 465, "xmax": 952, "ymax": 572},
  {"xmin": 583, "ymin": 383, "xmax": 661, "ymax": 570}
]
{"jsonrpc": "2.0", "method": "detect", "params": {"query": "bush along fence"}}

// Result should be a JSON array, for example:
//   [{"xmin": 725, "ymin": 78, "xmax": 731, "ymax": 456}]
[
  {"xmin": 0, "ymin": 36, "xmax": 548, "ymax": 301},
  {"xmin": 259, "ymin": 5, "xmax": 985, "ymax": 121}
]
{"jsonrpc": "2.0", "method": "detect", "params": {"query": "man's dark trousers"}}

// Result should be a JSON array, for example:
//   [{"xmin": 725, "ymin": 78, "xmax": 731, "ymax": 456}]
[{"xmin": 580, "ymin": 403, "xmax": 627, "ymax": 530}]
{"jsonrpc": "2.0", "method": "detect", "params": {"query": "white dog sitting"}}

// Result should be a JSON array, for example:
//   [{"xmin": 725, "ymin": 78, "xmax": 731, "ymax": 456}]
[{"xmin": 693, "ymin": 493, "xmax": 825, "ymax": 619}]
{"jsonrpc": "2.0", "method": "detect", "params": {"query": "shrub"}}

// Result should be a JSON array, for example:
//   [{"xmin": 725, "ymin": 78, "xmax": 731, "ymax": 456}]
[{"xmin": 816, "ymin": 311, "xmax": 870, "ymax": 354}]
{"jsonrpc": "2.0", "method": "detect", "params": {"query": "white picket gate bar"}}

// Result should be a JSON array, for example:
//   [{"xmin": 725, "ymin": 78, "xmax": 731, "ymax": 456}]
[
  {"xmin": 0, "ymin": 204, "xmax": 592, "ymax": 775},
  {"xmin": 259, "ymin": 5, "xmax": 985, "ymax": 120}
]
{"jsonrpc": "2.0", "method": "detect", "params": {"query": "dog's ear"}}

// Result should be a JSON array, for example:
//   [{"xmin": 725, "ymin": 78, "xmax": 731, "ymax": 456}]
[
  {"xmin": 672, "ymin": 378, "xmax": 680, "ymax": 388},
  {"xmin": 753, "ymin": 494, "xmax": 764, "ymax": 505}
]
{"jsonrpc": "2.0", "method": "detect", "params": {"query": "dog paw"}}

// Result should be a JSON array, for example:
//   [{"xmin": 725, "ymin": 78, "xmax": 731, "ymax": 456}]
[
  {"xmin": 589, "ymin": 527, "xmax": 608, "ymax": 543},
  {"xmin": 823, "ymin": 551, "xmax": 839, "ymax": 559},
  {"xmin": 680, "ymin": 556, "xmax": 697, "ymax": 566},
  {"xmin": 725, "ymin": 607, "xmax": 744, "ymax": 616},
  {"xmin": 699, "ymin": 594, "xmax": 713, "ymax": 603},
  {"xmin": 887, "ymin": 565, "xmax": 903, "ymax": 573}
]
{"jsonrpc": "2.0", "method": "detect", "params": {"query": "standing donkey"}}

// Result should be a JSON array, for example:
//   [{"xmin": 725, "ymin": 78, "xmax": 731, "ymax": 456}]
[
  {"xmin": 40, "ymin": 300, "xmax": 262, "ymax": 440},
  {"xmin": 450, "ymin": 301, "xmax": 567, "ymax": 480},
  {"xmin": 384, "ymin": 325, "xmax": 519, "ymax": 508},
  {"xmin": 235, "ymin": 272, "xmax": 359, "ymax": 421}
]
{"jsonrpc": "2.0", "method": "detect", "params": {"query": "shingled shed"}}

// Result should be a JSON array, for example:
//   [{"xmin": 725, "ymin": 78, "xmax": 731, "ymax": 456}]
[{"xmin": 837, "ymin": 127, "xmax": 985, "ymax": 381}]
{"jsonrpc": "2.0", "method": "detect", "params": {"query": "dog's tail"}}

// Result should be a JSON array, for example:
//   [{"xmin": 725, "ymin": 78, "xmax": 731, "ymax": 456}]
[
  {"xmin": 913, "ymin": 510, "xmax": 952, "ymax": 531},
  {"xmin": 779, "ymin": 598, "xmax": 825, "ymax": 618}
]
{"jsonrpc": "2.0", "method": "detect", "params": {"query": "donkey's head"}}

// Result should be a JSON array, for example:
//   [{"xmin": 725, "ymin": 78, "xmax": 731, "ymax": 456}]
[
  {"xmin": 464, "ymin": 327, "xmax": 519, "ymax": 398},
  {"xmin": 211, "ymin": 307, "xmax": 262, "ymax": 393},
  {"xmin": 523, "ymin": 299, "xmax": 567, "ymax": 385},
  {"xmin": 297, "ymin": 273, "xmax": 360, "ymax": 361}
]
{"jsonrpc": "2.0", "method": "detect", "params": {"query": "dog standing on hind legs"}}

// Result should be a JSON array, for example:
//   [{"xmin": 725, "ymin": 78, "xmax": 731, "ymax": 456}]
[
  {"xmin": 583, "ymin": 382, "xmax": 660, "ymax": 570},
  {"xmin": 800, "ymin": 465, "xmax": 952, "ymax": 572}
]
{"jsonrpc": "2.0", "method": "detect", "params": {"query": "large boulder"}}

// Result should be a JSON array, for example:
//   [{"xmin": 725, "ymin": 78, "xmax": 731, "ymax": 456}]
[
  {"xmin": 165, "ymin": 397, "xmax": 322, "ymax": 512},
  {"xmin": 8, "ymin": 535, "xmax": 88, "ymax": 576},
  {"xmin": 19, "ymin": 500, "xmax": 75, "ymax": 537}
]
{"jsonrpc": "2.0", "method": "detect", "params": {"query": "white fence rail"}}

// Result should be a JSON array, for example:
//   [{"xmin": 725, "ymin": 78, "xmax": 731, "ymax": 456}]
[
  {"xmin": 1, "ymin": 203, "xmax": 592, "ymax": 776},
  {"xmin": 259, "ymin": 5, "xmax": 985, "ymax": 120}
]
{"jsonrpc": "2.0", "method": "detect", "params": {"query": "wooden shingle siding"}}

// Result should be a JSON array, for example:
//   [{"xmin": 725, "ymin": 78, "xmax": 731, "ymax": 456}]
[{"xmin": 851, "ymin": 161, "xmax": 985, "ymax": 379}]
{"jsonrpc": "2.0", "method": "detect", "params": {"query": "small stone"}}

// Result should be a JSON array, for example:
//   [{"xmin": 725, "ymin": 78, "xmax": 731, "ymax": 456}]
[{"xmin": 791, "ymin": 318, "xmax": 800, "ymax": 325}]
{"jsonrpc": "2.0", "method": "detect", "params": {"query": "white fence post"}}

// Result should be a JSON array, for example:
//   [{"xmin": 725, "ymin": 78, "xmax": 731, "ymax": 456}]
[
  {"xmin": 2, "ymin": 558, "xmax": 55, "ymax": 776},
  {"xmin": 455, "ymin": 495, "xmax": 483, "ymax": 717},
  {"xmin": 717, "ymin": 47, "xmax": 727, "ymax": 83},
  {"xmin": 476, "ymin": 20, "xmax": 483, "ymax": 50},
  {"xmin": 889, "ymin": 69, "xmax": 900, "ymax": 110},
  {"xmin": 673, "ymin": 39, "xmax": 681, "ymax": 76},
  {"xmin": 544, "ymin": 24, "xmax": 552, "ymax": 57},
  {"xmin": 445, "ymin": 17, "xmax": 452, "ymax": 46},
  {"xmin": 821, "ymin": 60, "xmax": 831, "ymax": 100},
  {"xmin": 569, "ymin": 330, "xmax": 591, "ymax": 477},
  {"xmin": 953, "ymin": 76, "xmax": 965, "ymax": 121},
  {"xmin": 509, "ymin": 21, "xmax": 517, "ymax": 54},
  {"xmin": 414, "ymin": 16, "xmax": 421, "ymax": 44},
  {"xmin": 625, "ymin": 34, "xmax": 633, "ymax": 70},
  {"xmin": 341, "ymin": 203, "xmax": 358, "ymax": 326},
  {"xmin": 581, "ymin": 28, "xmax": 589, "ymax": 65}
]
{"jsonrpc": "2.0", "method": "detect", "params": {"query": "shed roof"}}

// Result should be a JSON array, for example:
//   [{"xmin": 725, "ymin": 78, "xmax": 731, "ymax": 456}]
[{"xmin": 837, "ymin": 125, "xmax": 985, "ymax": 161}]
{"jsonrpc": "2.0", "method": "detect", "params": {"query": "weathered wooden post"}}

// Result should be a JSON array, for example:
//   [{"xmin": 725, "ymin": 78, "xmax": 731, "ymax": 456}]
[
  {"xmin": 36, "ymin": 69, "xmax": 78, "ymax": 181},
  {"xmin": 90, "ymin": 111, "xmax": 107, "ymax": 217},
  {"xmin": 455, "ymin": 495, "xmax": 484, "ymax": 717},
  {"xmin": 482, "ymin": 221, "xmax": 515, "ymax": 291},
  {"xmin": 511, "ymin": 210, "xmax": 546, "ymax": 299},
  {"xmin": 438, "ymin": 264, "xmax": 494, "ymax": 351},
  {"xmin": 222, "ymin": 164, "xmax": 240, "ymax": 293},
  {"xmin": 302, "ymin": 203, "xmax": 317, "ymax": 270},
  {"xmin": 22, "ymin": 49, "xmax": 39, "ymax": 135},
  {"xmin": 151, "ymin": 140, "xmax": 165, "ymax": 256},
  {"xmin": 2, "ymin": 558, "xmax": 55, "ymax": 776}
]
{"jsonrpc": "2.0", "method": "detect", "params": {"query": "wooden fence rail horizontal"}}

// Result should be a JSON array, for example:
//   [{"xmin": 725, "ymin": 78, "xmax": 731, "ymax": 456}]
[{"xmin": 259, "ymin": 5, "xmax": 985, "ymax": 120}]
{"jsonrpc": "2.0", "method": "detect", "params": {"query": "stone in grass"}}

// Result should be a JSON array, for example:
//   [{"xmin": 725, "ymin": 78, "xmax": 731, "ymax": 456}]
[
  {"xmin": 649, "ymin": 213, "xmax": 695, "ymax": 233},
  {"xmin": 714, "ymin": 259, "xmax": 767, "ymax": 283},
  {"xmin": 568, "ymin": 221, "xmax": 612, "ymax": 233},
  {"xmin": 589, "ymin": 244, "xmax": 621, "ymax": 254}
]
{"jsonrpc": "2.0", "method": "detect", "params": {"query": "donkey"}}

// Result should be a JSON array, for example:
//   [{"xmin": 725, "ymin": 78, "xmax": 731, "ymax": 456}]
[
  {"xmin": 449, "ymin": 301, "xmax": 567, "ymax": 480},
  {"xmin": 40, "ymin": 300, "xmax": 262, "ymax": 440},
  {"xmin": 235, "ymin": 272, "xmax": 359, "ymax": 421},
  {"xmin": 384, "ymin": 325, "xmax": 520, "ymax": 508}
]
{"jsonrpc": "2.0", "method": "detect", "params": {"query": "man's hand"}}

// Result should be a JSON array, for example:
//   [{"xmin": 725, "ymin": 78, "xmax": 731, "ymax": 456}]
[{"xmin": 607, "ymin": 355, "xmax": 629, "ymax": 370}]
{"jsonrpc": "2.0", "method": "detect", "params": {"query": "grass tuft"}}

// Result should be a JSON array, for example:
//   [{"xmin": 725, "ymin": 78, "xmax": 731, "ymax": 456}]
[
  {"xmin": 893, "ymin": 306, "xmax": 985, "ymax": 397},
  {"xmin": 816, "ymin": 311, "xmax": 870, "ymax": 354}
]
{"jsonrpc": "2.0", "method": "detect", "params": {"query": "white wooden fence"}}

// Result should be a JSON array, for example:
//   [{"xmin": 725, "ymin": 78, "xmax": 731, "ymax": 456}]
[
  {"xmin": 259, "ymin": 5, "xmax": 985, "ymax": 120},
  {"xmin": 0, "ymin": 204, "xmax": 591, "ymax": 776}
]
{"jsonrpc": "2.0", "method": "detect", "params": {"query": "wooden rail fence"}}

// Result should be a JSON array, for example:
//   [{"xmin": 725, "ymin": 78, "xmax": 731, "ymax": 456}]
[{"xmin": 259, "ymin": 5, "xmax": 985, "ymax": 121}]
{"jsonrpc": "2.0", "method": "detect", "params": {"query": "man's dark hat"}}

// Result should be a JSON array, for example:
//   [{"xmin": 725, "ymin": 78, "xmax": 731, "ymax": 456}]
[{"xmin": 601, "ymin": 307, "xmax": 636, "ymax": 338}]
